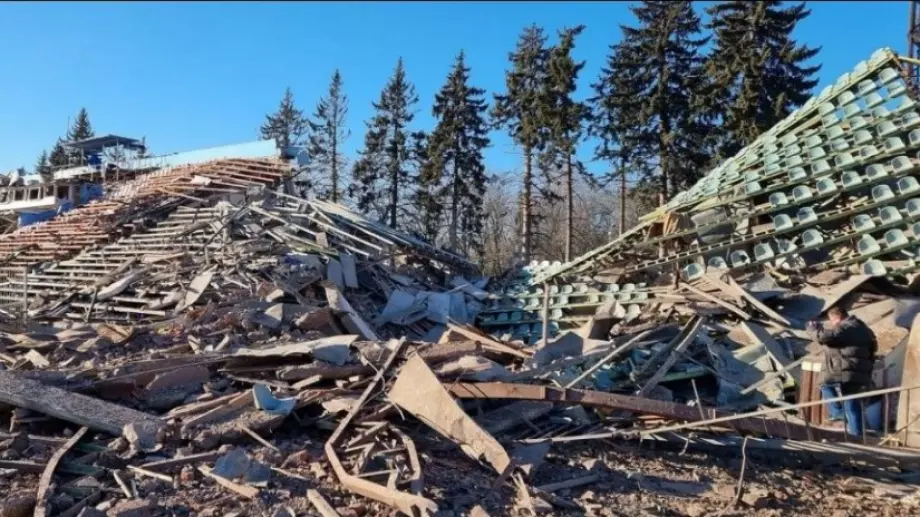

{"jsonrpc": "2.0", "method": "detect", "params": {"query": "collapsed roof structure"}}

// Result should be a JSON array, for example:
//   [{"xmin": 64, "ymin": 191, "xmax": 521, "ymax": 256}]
[
  {"xmin": 536, "ymin": 47, "xmax": 919, "ymax": 285},
  {"xmin": 475, "ymin": 47, "xmax": 920, "ymax": 344}
]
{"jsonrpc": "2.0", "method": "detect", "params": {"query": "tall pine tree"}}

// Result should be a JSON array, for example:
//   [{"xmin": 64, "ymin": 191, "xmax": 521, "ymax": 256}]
[
  {"xmin": 422, "ymin": 51, "xmax": 491, "ymax": 255},
  {"xmin": 35, "ymin": 150, "xmax": 49, "ymax": 176},
  {"xmin": 541, "ymin": 25, "xmax": 590, "ymax": 262},
  {"xmin": 350, "ymin": 58, "xmax": 426, "ymax": 230},
  {"xmin": 67, "ymin": 108, "xmax": 94, "ymax": 142},
  {"xmin": 705, "ymin": 1, "xmax": 821, "ymax": 160},
  {"xmin": 493, "ymin": 24, "xmax": 550, "ymax": 263},
  {"xmin": 590, "ymin": 41, "xmax": 646, "ymax": 235},
  {"xmin": 260, "ymin": 87, "xmax": 309, "ymax": 149},
  {"xmin": 306, "ymin": 70, "xmax": 350, "ymax": 202},
  {"xmin": 49, "ymin": 139, "xmax": 69, "ymax": 168},
  {"xmin": 611, "ymin": 1, "xmax": 711, "ymax": 200},
  {"xmin": 65, "ymin": 108, "xmax": 95, "ymax": 165}
]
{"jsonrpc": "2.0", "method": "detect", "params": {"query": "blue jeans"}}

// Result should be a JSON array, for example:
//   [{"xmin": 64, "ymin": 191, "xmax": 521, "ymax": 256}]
[{"xmin": 820, "ymin": 383, "xmax": 864, "ymax": 437}]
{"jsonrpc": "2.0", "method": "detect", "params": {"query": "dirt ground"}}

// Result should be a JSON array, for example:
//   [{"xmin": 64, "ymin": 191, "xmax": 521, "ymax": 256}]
[{"xmin": 8, "ymin": 423, "xmax": 907, "ymax": 517}]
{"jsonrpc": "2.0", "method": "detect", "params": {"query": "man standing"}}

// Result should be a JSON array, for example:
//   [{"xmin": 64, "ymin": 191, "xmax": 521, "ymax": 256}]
[{"xmin": 807, "ymin": 306, "xmax": 878, "ymax": 437}]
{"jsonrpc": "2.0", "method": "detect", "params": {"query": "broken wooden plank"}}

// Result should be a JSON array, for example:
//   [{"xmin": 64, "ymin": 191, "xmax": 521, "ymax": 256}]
[
  {"xmin": 240, "ymin": 425, "xmax": 280, "ymax": 452},
  {"xmin": 447, "ymin": 382, "xmax": 842, "ymax": 442},
  {"xmin": 233, "ymin": 335, "xmax": 358, "ymax": 359},
  {"xmin": 564, "ymin": 329, "xmax": 653, "ymax": 389},
  {"xmin": 638, "ymin": 317, "xmax": 703, "ymax": 396},
  {"xmin": 0, "ymin": 370, "xmax": 162, "ymax": 436},
  {"xmin": 128, "ymin": 465, "xmax": 174, "ymax": 483},
  {"xmin": 198, "ymin": 466, "xmax": 260, "ymax": 499},
  {"xmin": 112, "ymin": 469, "xmax": 134, "ymax": 498},
  {"xmin": 181, "ymin": 391, "xmax": 253, "ymax": 430},
  {"xmin": 725, "ymin": 275, "xmax": 792, "ymax": 326},
  {"xmin": 323, "ymin": 339, "xmax": 438, "ymax": 516},
  {"xmin": 680, "ymin": 282, "xmax": 751, "ymax": 320},
  {"xmin": 139, "ymin": 451, "xmax": 222, "ymax": 472},
  {"xmin": 145, "ymin": 365, "xmax": 210, "ymax": 391},
  {"xmin": 167, "ymin": 392, "xmax": 241, "ymax": 418},
  {"xmin": 536, "ymin": 474, "xmax": 599, "ymax": 493},
  {"xmin": 34, "ymin": 426, "xmax": 88, "ymax": 517},
  {"xmin": 739, "ymin": 322, "xmax": 800, "ymax": 385},
  {"xmin": 440, "ymin": 323, "xmax": 532, "ymax": 359},
  {"xmin": 307, "ymin": 488, "xmax": 343, "ymax": 517},
  {"xmin": 322, "ymin": 281, "xmax": 379, "ymax": 341},
  {"xmin": 0, "ymin": 459, "xmax": 44, "ymax": 472},
  {"xmin": 390, "ymin": 355, "xmax": 511, "ymax": 474}
]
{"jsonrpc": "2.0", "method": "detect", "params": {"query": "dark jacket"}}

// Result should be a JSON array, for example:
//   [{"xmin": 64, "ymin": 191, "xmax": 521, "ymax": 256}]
[{"xmin": 816, "ymin": 315, "xmax": 877, "ymax": 387}]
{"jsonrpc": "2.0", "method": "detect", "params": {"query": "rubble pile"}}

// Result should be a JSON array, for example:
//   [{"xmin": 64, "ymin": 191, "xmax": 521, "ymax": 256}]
[
  {"xmin": 1, "ymin": 47, "xmax": 920, "ymax": 517},
  {"xmin": 0, "ymin": 270, "xmax": 918, "ymax": 516}
]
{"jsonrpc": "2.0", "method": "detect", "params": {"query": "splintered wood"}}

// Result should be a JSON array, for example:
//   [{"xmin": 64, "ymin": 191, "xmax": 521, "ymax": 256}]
[{"xmin": 389, "ymin": 355, "xmax": 511, "ymax": 473}]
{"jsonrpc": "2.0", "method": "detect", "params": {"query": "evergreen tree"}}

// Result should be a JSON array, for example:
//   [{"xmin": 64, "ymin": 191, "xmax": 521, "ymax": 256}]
[
  {"xmin": 65, "ymin": 108, "xmax": 95, "ymax": 165},
  {"xmin": 67, "ymin": 108, "xmax": 94, "ymax": 142},
  {"xmin": 590, "ymin": 40, "xmax": 647, "ymax": 235},
  {"xmin": 541, "ymin": 25, "xmax": 590, "ymax": 262},
  {"xmin": 260, "ymin": 87, "xmax": 308, "ymax": 149},
  {"xmin": 705, "ymin": 1, "xmax": 821, "ymax": 159},
  {"xmin": 35, "ymin": 150, "xmax": 50, "ymax": 176},
  {"xmin": 49, "ymin": 139, "xmax": 69, "ymax": 168},
  {"xmin": 306, "ymin": 70, "xmax": 350, "ymax": 202},
  {"xmin": 349, "ymin": 58, "xmax": 425, "ymax": 230},
  {"xmin": 607, "ymin": 1, "xmax": 711, "ymax": 200},
  {"xmin": 423, "ymin": 51, "xmax": 491, "ymax": 255},
  {"xmin": 493, "ymin": 24, "xmax": 550, "ymax": 263}
]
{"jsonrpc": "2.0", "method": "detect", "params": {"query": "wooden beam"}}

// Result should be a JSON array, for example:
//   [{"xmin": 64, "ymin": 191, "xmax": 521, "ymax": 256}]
[
  {"xmin": 0, "ymin": 370, "xmax": 162, "ymax": 436},
  {"xmin": 680, "ymin": 282, "xmax": 751, "ymax": 320},
  {"xmin": 34, "ymin": 426, "xmax": 88, "ymax": 517},
  {"xmin": 638, "ymin": 317, "xmax": 703, "ymax": 396},
  {"xmin": 447, "ymin": 382, "xmax": 842, "ymax": 442}
]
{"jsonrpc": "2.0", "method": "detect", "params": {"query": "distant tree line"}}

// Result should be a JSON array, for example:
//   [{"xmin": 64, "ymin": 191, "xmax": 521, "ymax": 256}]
[{"xmin": 261, "ymin": 1, "xmax": 819, "ymax": 268}]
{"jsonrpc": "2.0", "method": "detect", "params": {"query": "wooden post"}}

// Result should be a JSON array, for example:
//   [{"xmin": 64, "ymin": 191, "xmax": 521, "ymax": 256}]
[
  {"xmin": 691, "ymin": 379, "xmax": 705, "ymax": 421},
  {"xmin": 21, "ymin": 266, "xmax": 27, "ymax": 326},
  {"xmin": 541, "ymin": 282, "xmax": 550, "ymax": 347}
]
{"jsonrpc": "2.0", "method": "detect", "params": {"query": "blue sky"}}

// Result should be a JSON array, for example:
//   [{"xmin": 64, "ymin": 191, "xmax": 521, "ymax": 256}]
[{"xmin": 0, "ymin": 1, "xmax": 910, "ymax": 174}]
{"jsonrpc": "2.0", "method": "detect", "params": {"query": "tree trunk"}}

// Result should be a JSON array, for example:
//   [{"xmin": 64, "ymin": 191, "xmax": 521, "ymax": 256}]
[
  {"xmin": 389, "ymin": 123, "xmax": 399, "ymax": 229},
  {"xmin": 449, "ymin": 159, "xmax": 460, "ymax": 251},
  {"xmin": 658, "ymin": 83, "xmax": 671, "ymax": 202},
  {"xmin": 331, "ymin": 127, "xmax": 338, "ymax": 203},
  {"xmin": 564, "ymin": 154, "xmax": 573, "ymax": 262},
  {"xmin": 619, "ymin": 158, "xmax": 627, "ymax": 236},
  {"xmin": 521, "ymin": 147, "xmax": 533, "ymax": 263},
  {"xmin": 656, "ymin": 13, "xmax": 671, "ymax": 204}
]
